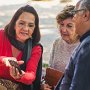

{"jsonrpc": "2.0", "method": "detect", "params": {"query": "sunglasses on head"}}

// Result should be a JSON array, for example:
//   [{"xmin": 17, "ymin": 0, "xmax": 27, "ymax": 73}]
[{"xmin": 69, "ymin": 8, "xmax": 86, "ymax": 15}]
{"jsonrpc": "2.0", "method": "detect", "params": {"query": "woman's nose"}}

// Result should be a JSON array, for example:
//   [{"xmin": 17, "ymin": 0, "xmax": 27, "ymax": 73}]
[
  {"xmin": 61, "ymin": 27, "xmax": 67, "ymax": 32},
  {"xmin": 23, "ymin": 25, "xmax": 29, "ymax": 31}
]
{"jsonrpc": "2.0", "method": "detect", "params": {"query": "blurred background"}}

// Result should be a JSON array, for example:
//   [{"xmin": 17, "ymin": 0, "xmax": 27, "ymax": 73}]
[{"xmin": 0, "ymin": 0, "xmax": 77, "ymax": 73}]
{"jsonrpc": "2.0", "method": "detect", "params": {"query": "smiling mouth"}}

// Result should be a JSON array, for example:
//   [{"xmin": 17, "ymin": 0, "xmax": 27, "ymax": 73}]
[
  {"xmin": 20, "ymin": 32, "xmax": 28, "ymax": 36},
  {"xmin": 62, "ymin": 34, "xmax": 69, "ymax": 36}
]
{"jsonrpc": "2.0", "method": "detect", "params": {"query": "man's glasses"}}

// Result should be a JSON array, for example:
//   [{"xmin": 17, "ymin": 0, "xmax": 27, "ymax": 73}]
[{"xmin": 69, "ymin": 9, "xmax": 86, "ymax": 15}]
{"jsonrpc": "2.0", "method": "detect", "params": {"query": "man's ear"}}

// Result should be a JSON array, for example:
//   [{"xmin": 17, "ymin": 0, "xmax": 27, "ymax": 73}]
[{"xmin": 83, "ymin": 10, "xmax": 90, "ymax": 22}]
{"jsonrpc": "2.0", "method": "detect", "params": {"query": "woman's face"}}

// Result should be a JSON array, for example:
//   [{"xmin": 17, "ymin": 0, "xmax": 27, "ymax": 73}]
[
  {"xmin": 58, "ymin": 18, "xmax": 76, "ymax": 44},
  {"xmin": 15, "ymin": 12, "xmax": 35, "ymax": 43}
]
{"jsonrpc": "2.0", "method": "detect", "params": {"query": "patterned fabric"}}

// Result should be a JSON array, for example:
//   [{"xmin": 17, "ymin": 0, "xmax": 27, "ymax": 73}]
[
  {"xmin": 0, "ymin": 78, "xmax": 22, "ymax": 90},
  {"xmin": 49, "ymin": 37, "xmax": 79, "ymax": 73}
]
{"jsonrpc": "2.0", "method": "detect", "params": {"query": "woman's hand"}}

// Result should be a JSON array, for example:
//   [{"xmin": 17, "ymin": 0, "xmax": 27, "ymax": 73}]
[
  {"xmin": 10, "ymin": 65, "xmax": 25, "ymax": 80},
  {"xmin": 41, "ymin": 83, "xmax": 52, "ymax": 90},
  {"xmin": 2, "ymin": 57, "xmax": 17, "ymax": 67},
  {"xmin": 3, "ymin": 57, "xmax": 24, "ymax": 80},
  {"xmin": 9, "ymin": 60, "xmax": 24, "ymax": 80}
]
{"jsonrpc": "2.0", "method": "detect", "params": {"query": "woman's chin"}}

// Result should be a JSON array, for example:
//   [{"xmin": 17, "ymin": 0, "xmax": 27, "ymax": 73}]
[
  {"xmin": 63, "ymin": 39, "xmax": 72, "ymax": 44},
  {"xmin": 65, "ymin": 41, "xmax": 72, "ymax": 44}
]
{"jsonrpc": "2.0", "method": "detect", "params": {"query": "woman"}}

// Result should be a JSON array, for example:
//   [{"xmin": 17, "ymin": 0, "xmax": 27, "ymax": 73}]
[
  {"xmin": 41, "ymin": 5, "xmax": 79, "ymax": 90},
  {"xmin": 0, "ymin": 5, "xmax": 42, "ymax": 90}
]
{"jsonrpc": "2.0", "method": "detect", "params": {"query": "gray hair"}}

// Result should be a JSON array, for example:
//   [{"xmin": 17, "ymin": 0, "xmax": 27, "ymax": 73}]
[{"xmin": 80, "ymin": 0, "xmax": 90, "ymax": 11}]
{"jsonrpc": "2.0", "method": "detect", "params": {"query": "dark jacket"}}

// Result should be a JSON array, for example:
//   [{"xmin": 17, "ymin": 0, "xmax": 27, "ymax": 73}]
[{"xmin": 58, "ymin": 31, "xmax": 90, "ymax": 90}]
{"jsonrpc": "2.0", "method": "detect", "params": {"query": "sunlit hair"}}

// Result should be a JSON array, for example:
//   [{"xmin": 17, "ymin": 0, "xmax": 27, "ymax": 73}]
[
  {"xmin": 56, "ymin": 5, "xmax": 75, "ymax": 23},
  {"xmin": 4, "ymin": 5, "xmax": 40, "ymax": 44},
  {"xmin": 56, "ymin": 5, "xmax": 80, "ymax": 43}
]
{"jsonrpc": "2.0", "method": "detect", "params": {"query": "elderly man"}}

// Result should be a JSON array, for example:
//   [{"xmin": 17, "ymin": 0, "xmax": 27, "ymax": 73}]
[{"xmin": 55, "ymin": 0, "xmax": 90, "ymax": 90}]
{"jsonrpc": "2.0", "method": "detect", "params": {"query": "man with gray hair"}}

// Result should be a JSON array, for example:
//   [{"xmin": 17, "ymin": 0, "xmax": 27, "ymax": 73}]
[{"xmin": 55, "ymin": 0, "xmax": 90, "ymax": 90}]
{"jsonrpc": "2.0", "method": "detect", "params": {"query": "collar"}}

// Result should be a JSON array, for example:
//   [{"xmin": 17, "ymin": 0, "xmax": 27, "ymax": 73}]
[{"xmin": 80, "ymin": 30, "xmax": 90, "ymax": 42}]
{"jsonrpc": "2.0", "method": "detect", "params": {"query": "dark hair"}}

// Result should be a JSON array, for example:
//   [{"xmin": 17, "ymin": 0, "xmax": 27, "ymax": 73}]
[
  {"xmin": 56, "ymin": 5, "xmax": 75, "ymax": 23},
  {"xmin": 4, "ymin": 5, "xmax": 40, "ymax": 44}
]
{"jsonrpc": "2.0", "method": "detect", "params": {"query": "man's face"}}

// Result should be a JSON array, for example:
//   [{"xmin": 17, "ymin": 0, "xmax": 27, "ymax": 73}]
[{"xmin": 72, "ymin": 1, "xmax": 85, "ymax": 36}]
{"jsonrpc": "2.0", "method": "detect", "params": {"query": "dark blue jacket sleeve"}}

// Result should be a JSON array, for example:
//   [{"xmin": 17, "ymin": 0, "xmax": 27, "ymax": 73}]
[
  {"xmin": 59, "ymin": 42, "xmax": 90, "ymax": 90},
  {"xmin": 69, "ymin": 43, "xmax": 90, "ymax": 90}
]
